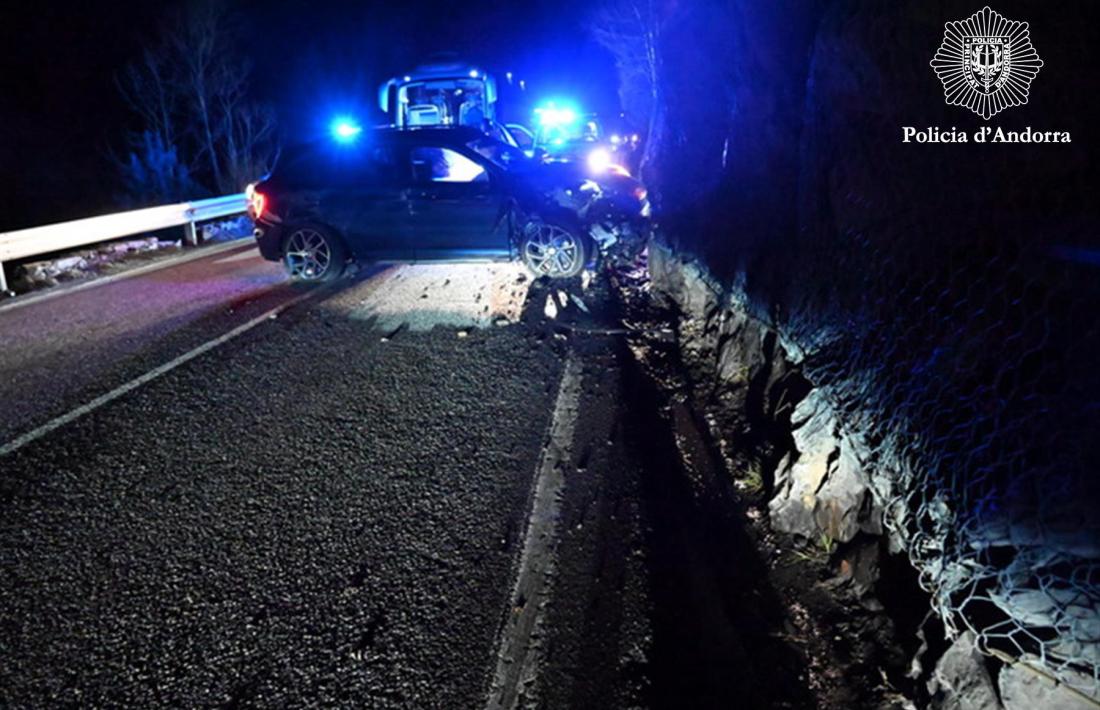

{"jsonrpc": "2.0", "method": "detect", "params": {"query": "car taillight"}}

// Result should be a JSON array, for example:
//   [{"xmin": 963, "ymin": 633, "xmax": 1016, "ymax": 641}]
[{"xmin": 247, "ymin": 185, "xmax": 266, "ymax": 220}]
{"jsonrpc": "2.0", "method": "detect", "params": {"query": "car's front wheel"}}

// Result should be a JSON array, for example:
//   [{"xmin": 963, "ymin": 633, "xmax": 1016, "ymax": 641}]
[
  {"xmin": 520, "ymin": 220, "xmax": 588, "ymax": 279},
  {"xmin": 282, "ymin": 225, "xmax": 347, "ymax": 282}
]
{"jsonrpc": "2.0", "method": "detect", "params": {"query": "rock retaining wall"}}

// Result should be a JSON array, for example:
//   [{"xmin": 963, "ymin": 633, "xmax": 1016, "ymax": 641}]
[
  {"xmin": 634, "ymin": 0, "xmax": 1100, "ymax": 705},
  {"xmin": 645, "ymin": 235, "xmax": 1100, "ymax": 708}
]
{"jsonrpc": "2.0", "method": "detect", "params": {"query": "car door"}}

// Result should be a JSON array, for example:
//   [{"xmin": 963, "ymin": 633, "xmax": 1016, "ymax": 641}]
[
  {"xmin": 319, "ymin": 144, "xmax": 413, "ymax": 261},
  {"xmin": 406, "ymin": 145, "xmax": 509, "ymax": 260}
]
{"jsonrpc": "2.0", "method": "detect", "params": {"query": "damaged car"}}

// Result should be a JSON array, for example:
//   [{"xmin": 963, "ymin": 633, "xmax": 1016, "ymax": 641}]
[{"xmin": 249, "ymin": 126, "xmax": 649, "ymax": 280}]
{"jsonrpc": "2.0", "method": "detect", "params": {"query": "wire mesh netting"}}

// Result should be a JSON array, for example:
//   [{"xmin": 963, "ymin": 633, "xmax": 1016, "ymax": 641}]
[
  {"xmin": 775, "ymin": 220, "xmax": 1100, "ymax": 696},
  {"xmin": 647, "ymin": 0, "xmax": 1100, "ymax": 697}
]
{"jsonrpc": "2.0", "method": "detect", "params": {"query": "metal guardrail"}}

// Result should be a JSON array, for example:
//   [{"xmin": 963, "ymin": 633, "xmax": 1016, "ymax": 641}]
[{"xmin": 0, "ymin": 194, "xmax": 248, "ymax": 293}]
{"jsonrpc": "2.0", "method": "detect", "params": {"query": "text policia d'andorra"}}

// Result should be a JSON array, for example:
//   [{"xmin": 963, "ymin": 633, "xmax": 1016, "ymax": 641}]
[{"xmin": 902, "ymin": 126, "xmax": 1072, "ymax": 143}]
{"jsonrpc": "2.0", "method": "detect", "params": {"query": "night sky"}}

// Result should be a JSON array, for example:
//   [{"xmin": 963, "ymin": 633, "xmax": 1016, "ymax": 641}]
[{"xmin": 0, "ymin": 0, "xmax": 618, "ymax": 231}]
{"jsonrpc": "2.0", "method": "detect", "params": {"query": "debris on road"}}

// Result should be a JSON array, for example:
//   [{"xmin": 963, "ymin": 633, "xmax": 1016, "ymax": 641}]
[
  {"xmin": 544, "ymin": 293, "xmax": 559, "ymax": 319},
  {"xmin": 352, "ymin": 263, "xmax": 532, "ymax": 333}
]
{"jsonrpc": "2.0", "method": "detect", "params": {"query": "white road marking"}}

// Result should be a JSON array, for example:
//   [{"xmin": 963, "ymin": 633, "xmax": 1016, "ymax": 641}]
[
  {"xmin": 0, "ymin": 238, "xmax": 254, "ymax": 314},
  {"xmin": 0, "ymin": 290, "xmax": 314, "ymax": 457},
  {"xmin": 485, "ymin": 355, "xmax": 582, "ymax": 710}
]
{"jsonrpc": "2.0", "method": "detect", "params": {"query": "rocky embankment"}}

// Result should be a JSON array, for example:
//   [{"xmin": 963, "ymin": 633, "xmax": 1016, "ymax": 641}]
[{"xmin": 637, "ymin": 236, "xmax": 1100, "ymax": 710}]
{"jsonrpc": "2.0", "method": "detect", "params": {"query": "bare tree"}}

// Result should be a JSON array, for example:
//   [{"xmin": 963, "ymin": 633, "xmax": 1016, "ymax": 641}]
[
  {"xmin": 116, "ymin": 0, "xmax": 278, "ymax": 200},
  {"xmin": 117, "ymin": 47, "xmax": 178, "ymax": 150},
  {"xmin": 165, "ymin": 0, "xmax": 248, "ymax": 192},
  {"xmin": 115, "ymin": 48, "xmax": 193, "ymax": 206},
  {"xmin": 590, "ymin": 0, "xmax": 670, "ymax": 182},
  {"xmin": 220, "ymin": 102, "xmax": 279, "ymax": 192}
]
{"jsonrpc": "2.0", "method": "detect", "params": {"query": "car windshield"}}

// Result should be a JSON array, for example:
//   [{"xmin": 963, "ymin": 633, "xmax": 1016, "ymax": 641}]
[{"xmin": 467, "ymin": 136, "xmax": 529, "ymax": 171}]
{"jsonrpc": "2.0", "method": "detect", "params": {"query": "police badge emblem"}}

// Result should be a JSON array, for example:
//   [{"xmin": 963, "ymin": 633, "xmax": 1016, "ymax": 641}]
[{"xmin": 930, "ymin": 6, "xmax": 1043, "ymax": 120}]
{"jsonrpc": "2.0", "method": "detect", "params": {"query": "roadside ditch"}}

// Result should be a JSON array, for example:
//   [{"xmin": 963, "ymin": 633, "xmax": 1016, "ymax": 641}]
[{"xmin": 606, "ymin": 239, "xmax": 945, "ymax": 709}]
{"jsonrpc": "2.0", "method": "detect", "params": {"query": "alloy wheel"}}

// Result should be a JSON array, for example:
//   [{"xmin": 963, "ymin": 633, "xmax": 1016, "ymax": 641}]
[
  {"xmin": 284, "ymin": 228, "xmax": 333, "ymax": 280},
  {"xmin": 523, "ymin": 223, "xmax": 581, "ymax": 277}
]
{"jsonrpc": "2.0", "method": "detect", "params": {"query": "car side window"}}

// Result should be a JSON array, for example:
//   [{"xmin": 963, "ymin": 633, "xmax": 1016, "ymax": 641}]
[
  {"xmin": 277, "ymin": 144, "xmax": 400, "ymax": 190},
  {"xmin": 409, "ymin": 147, "xmax": 488, "ymax": 184}
]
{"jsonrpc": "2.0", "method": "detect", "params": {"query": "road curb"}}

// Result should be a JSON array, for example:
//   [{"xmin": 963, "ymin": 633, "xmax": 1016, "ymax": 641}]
[{"xmin": 485, "ymin": 354, "xmax": 582, "ymax": 709}]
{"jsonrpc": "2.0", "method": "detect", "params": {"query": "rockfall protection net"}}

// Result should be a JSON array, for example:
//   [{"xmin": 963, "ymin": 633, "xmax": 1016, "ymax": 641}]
[
  {"xmin": 768, "ymin": 220, "xmax": 1100, "ymax": 696},
  {"xmin": 644, "ymin": 1, "xmax": 1100, "ymax": 695}
]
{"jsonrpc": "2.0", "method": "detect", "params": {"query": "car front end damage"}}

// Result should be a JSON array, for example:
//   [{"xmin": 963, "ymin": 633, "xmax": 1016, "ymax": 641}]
[{"xmin": 534, "ymin": 172, "xmax": 651, "ymax": 268}]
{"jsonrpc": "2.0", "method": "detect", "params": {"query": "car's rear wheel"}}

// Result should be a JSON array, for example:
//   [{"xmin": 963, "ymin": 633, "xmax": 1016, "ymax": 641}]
[
  {"xmin": 520, "ymin": 220, "xmax": 587, "ymax": 279},
  {"xmin": 282, "ymin": 225, "xmax": 346, "ymax": 282}
]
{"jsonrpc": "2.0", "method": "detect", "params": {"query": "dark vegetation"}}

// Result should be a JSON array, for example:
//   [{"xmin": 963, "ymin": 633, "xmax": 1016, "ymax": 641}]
[{"xmin": 114, "ymin": 1, "xmax": 278, "ymax": 204}]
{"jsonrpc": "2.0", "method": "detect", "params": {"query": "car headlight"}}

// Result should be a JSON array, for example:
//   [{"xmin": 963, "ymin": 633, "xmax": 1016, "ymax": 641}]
[
  {"xmin": 587, "ymin": 147, "xmax": 612, "ymax": 173},
  {"xmin": 587, "ymin": 147, "xmax": 632, "ymax": 177}
]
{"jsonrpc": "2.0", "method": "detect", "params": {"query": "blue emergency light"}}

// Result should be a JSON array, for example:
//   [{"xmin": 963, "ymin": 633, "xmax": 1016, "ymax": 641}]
[
  {"xmin": 330, "ymin": 117, "xmax": 363, "ymax": 143},
  {"xmin": 534, "ymin": 101, "xmax": 579, "ymax": 128}
]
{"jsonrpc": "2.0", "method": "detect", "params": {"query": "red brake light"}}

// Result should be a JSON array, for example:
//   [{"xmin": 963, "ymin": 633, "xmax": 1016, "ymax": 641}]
[{"xmin": 248, "ymin": 189, "xmax": 266, "ymax": 220}]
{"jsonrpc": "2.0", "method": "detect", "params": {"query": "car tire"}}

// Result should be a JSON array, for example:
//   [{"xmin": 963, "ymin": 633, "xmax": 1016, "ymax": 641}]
[
  {"xmin": 282, "ymin": 224, "xmax": 347, "ymax": 282},
  {"xmin": 519, "ymin": 219, "xmax": 588, "ymax": 279}
]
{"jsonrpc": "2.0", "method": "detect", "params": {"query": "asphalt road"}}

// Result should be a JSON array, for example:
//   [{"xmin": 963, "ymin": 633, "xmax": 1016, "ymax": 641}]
[
  {"xmin": 0, "ymin": 243, "xmax": 294, "ymax": 444},
  {"xmin": 0, "ymin": 247, "xmax": 808, "ymax": 707}
]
